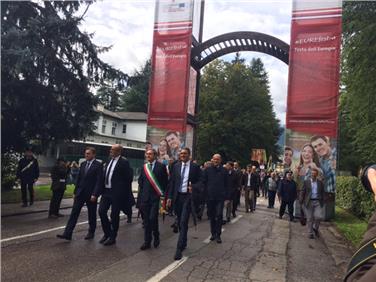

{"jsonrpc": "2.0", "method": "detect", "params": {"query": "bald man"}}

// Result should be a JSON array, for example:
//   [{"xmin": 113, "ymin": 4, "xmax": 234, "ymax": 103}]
[
  {"xmin": 98, "ymin": 144, "xmax": 134, "ymax": 246},
  {"xmin": 202, "ymin": 154, "xmax": 230, "ymax": 243}
]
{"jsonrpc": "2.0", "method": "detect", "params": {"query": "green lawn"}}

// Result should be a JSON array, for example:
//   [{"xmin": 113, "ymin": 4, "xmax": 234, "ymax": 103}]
[
  {"xmin": 334, "ymin": 206, "xmax": 368, "ymax": 247},
  {"xmin": 1, "ymin": 185, "xmax": 75, "ymax": 204}
]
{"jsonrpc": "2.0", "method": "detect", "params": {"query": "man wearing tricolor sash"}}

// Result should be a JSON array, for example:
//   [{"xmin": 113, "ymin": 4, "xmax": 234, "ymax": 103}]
[{"xmin": 138, "ymin": 149, "xmax": 168, "ymax": 250}]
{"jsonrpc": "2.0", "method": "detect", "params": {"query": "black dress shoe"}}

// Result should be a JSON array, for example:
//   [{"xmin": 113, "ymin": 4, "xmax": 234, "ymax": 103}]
[
  {"xmin": 56, "ymin": 213, "xmax": 64, "ymax": 217},
  {"xmin": 56, "ymin": 234, "xmax": 72, "ymax": 241},
  {"xmin": 84, "ymin": 232, "xmax": 94, "ymax": 240},
  {"xmin": 313, "ymin": 228, "xmax": 320, "ymax": 238},
  {"xmin": 99, "ymin": 235, "xmax": 109, "ymax": 244},
  {"xmin": 209, "ymin": 235, "xmax": 216, "ymax": 241},
  {"xmin": 174, "ymin": 249, "xmax": 183, "ymax": 260},
  {"xmin": 140, "ymin": 243, "xmax": 151, "ymax": 250},
  {"xmin": 216, "ymin": 237, "xmax": 222, "ymax": 244},
  {"xmin": 153, "ymin": 237, "xmax": 160, "ymax": 248},
  {"xmin": 127, "ymin": 217, "xmax": 132, "ymax": 223},
  {"xmin": 29, "ymin": 202, "xmax": 34, "ymax": 206},
  {"xmin": 21, "ymin": 203, "xmax": 28, "ymax": 207},
  {"xmin": 103, "ymin": 238, "xmax": 116, "ymax": 246},
  {"xmin": 173, "ymin": 225, "xmax": 179, "ymax": 233}
]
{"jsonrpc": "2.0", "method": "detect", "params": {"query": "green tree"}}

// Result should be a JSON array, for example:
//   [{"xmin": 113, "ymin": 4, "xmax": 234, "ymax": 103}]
[
  {"xmin": 196, "ymin": 55, "xmax": 281, "ymax": 166},
  {"xmin": 1, "ymin": 1, "xmax": 127, "ymax": 152},
  {"xmin": 339, "ymin": 1, "xmax": 376, "ymax": 172},
  {"xmin": 121, "ymin": 59, "xmax": 151, "ymax": 113},
  {"xmin": 96, "ymin": 81, "xmax": 122, "ymax": 111}
]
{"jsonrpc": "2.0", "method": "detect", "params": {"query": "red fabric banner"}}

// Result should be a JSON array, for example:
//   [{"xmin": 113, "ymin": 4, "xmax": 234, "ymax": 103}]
[{"xmin": 286, "ymin": 8, "xmax": 342, "ymax": 137}]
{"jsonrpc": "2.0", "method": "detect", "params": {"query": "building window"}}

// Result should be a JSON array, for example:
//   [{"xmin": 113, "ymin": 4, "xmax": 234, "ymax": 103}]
[
  {"xmin": 127, "ymin": 143, "xmax": 132, "ymax": 147},
  {"xmin": 102, "ymin": 119, "xmax": 107, "ymax": 134},
  {"xmin": 137, "ymin": 144, "xmax": 142, "ymax": 148},
  {"xmin": 115, "ymin": 139, "xmax": 122, "ymax": 144},
  {"xmin": 112, "ymin": 122, "xmax": 117, "ymax": 135},
  {"xmin": 122, "ymin": 124, "xmax": 127, "ymax": 134}
]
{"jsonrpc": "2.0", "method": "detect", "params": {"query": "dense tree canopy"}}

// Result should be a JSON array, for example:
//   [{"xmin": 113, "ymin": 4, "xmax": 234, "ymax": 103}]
[
  {"xmin": 1, "ymin": 1, "xmax": 127, "ymax": 152},
  {"xmin": 121, "ymin": 59, "xmax": 151, "ymax": 113},
  {"xmin": 339, "ymin": 1, "xmax": 376, "ymax": 172},
  {"xmin": 196, "ymin": 54, "xmax": 281, "ymax": 166}
]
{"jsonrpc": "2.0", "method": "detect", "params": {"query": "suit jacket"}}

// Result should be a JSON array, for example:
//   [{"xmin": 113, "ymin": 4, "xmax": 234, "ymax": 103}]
[
  {"xmin": 101, "ymin": 157, "xmax": 134, "ymax": 209},
  {"xmin": 138, "ymin": 161, "xmax": 168, "ymax": 203},
  {"xmin": 227, "ymin": 170, "xmax": 239, "ymax": 199},
  {"xmin": 168, "ymin": 161, "xmax": 202, "ymax": 204},
  {"xmin": 300, "ymin": 178, "xmax": 325, "ymax": 207},
  {"xmin": 202, "ymin": 165, "xmax": 229, "ymax": 201},
  {"xmin": 50, "ymin": 164, "xmax": 68, "ymax": 191},
  {"xmin": 17, "ymin": 157, "xmax": 40, "ymax": 183},
  {"xmin": 74, "ymin": 159, "xmax": 103, "ymax": 199}
]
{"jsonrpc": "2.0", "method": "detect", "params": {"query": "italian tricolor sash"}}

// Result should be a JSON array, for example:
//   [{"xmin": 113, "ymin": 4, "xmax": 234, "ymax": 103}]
[{"xmin": 144, "ymin": 163, "xmax": 164, "ymax": 197}]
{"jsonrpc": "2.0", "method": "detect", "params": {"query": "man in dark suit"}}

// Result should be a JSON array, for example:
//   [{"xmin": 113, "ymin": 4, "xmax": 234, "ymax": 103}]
[
  {"xmin": 167, "ymin": 148, "xmax": 202, "ymax": 260},
  {"xmin": 138, "ymin": 149, "xmax": 168, "ymax": 250},
  {"xmin": 225, "ymin": 161, "xmax": 239, "ymax": 222},
  {"xmin": 16, "ymin": 147, "xmax": 39, "ymax": 207},
  {"xmin": 98, "ymin": 144, "xmax": 133, "ymax": 246},
  {"xmin": 57, "ymin": 147, "xmax": 103, "ymax": 240},
  {"xmin": 300, "ymin": 167, "xmax": 325, "ymax": 239},
  {"xmin": 202, "ymin": 153, "xmax": 229, "ymax": 244}
]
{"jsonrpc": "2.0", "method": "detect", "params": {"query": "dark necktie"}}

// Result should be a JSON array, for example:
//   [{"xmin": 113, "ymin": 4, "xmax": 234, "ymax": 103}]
[
  {"xmin": 180, "ymin": 163, "xmax": 187, "ymax": 192},
  {"xmin": 85, "ymin": 161, "xmax": 91, "ymax": 174},
  {"xmin": 105, "ymin": 159, "xmax": 114, "ymax": 186}
]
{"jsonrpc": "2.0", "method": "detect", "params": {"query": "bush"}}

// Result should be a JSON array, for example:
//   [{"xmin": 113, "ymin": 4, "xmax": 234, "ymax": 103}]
[
  {"xmin": 336, "ymin": 176, "xmax": 376, "ymax": 220},
  {"xmin": 1, "ymin": 151, "xmax": 20, "ymax": 191}
]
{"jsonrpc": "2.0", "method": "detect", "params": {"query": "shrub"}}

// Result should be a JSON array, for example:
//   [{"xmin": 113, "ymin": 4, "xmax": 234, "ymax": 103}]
[
  {"xmin": 336, "ymin": 176, "xmax": 376, "ymax": 220},
  {"xmin": 1, "ymin": 151, "xmax": 20, "ymax": 191}
]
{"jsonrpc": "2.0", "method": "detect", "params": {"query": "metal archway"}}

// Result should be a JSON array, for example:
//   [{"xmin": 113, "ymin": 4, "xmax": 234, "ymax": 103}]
[{"xmin": 191, "ymin": 31, "xmax": 289, "ymax": 70}]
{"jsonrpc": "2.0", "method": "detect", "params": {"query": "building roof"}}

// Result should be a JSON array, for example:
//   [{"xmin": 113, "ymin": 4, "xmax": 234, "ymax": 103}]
[{"xmin": 95, "ymin": 105, "xmax": 147, "ymax": 121}]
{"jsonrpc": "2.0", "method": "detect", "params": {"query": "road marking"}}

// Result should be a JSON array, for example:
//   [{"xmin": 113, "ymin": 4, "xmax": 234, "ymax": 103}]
[
  {"xmin": 1, "ymin": 214, "xmax": 128, "ymax": 243},
  {"xmin": 230, "ymin": 214, "xmax": 243, "ymax": 224},
  {"xmin": 146, "ymin": 256, "xmax": 188, "ymax": 282},
  {"xmin": 203, "ymin": 227, "xmax": 225, "ymax": 243}
]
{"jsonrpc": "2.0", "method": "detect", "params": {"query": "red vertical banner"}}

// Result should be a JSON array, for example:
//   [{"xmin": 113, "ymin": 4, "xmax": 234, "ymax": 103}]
[
  {"xmin": 285, "ymin": 0, "xmax": 342, "ymax": 220},
  {"xmin": 147, "ymin": 0, "xmax": 194, "ymax": 161}
]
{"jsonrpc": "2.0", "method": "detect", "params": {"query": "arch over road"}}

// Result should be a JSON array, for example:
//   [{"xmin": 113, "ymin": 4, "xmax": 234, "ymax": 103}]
[{"xmin": 191, "ymin": 31, "xmax": 290, "ymax": 70}]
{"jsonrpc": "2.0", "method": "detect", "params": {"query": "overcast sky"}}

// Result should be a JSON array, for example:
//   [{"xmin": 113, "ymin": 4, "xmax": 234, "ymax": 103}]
[{"xmin": 80, "ymin": 0, "xmax": 292, "ymax": 124}]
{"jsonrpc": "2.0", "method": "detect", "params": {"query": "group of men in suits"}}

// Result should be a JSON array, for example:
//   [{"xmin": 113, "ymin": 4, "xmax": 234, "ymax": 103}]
[{"xmin": 57, "ymin": 145, "xmax": 135, "ymax": 246}]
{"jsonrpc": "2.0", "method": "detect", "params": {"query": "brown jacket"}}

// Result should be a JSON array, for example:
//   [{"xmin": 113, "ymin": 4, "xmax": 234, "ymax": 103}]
[{"xmin": 346, "ymin": 211, "xmax": 376, "ymax": 282}]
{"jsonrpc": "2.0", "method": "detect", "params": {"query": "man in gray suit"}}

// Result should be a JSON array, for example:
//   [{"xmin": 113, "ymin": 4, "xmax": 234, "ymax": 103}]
[{"xmin": 300, "ymin": 167, "xmax": 325, "ymax": 239}]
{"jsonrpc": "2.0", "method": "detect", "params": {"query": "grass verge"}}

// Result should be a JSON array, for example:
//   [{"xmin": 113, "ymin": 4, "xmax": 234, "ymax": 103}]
[
  {"xmin": 334, "ymin": 206, "xmax": 368, "ymax": 247},
  {"xmin": 1, "ymin": 185, "xmax": 75, "ymax": 204}
]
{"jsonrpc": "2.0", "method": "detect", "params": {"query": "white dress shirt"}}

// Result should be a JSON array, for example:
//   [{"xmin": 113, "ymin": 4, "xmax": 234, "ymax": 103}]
[
  {"xmin": 105, "ymin": 156, "xmax": 120, "ymax": 189},
  {"xmin": 180, "ymin": 161, "xmax": 190, "ymax": 193}
]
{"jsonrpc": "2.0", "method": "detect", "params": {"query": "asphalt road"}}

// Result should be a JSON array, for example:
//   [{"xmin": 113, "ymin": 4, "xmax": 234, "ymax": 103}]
[{"xmin": 1, "ymin": 198, "xmax": 347, "ymax": 282}]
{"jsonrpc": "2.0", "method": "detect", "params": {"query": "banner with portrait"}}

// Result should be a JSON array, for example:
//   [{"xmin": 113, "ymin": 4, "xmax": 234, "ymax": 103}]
[
  {"xmin": 286, "ymin": 0, "xmax": 342, "ymax": 220},
  {"xmin": 147, "ymin": 0, "xmax": 194, "ymax": 162}
]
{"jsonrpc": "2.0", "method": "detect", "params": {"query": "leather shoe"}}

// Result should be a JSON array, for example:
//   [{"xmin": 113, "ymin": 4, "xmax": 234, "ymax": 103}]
[
  {"xmin": 313, "ymin": 228, "xmax": 320, "ymax": 238},
  {"xmin": 21, "ymin": 203, "xmax": 28, "ymax": 207},
  {"xmin": 56, "ymin": 234, "xmax": 72, "ymax": 241},
  {"xmin": 308, "ymin": 234, "xmax": 314, "ymax": 239},
  {"xmin": 103, "ymin": 237, "xmax": 116, "ymax": 246},
  {"xmin": 99, "ymin": 235, "xmax": 109, "ymax": 244},
  {"xmin": 140, "ymin": 243, "xmax": 151, "ymax": 250},
  {"xmin": 174, "ymin": 249, "xmax": 183, "ymax": 260},
  {"xmin": 154, "ymin": 237, "xmax": 160, "ymax": 248},
  {"xmin": 56, "ymin": 213, "xmax": 64, "ymax": 217},
  {"xmin": 173, "ymin": 225, "xmax": 179, "ymax": 233},
  {"xmin": 216, "ymin": 237, "xmax": 222, "ymax": 244},
  {"xmin": 84, "ymin": 232, "xmax": 94, "ymax": 240},
  {"xmin": 210, "ymin": 235, "xmax": 216, "ymax": 241}
]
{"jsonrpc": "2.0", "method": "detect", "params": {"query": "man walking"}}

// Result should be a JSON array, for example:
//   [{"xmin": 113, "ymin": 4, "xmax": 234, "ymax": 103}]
[
  {"xmin": 278, "ymin": 171, "xmax": 298, "ymax": 222},
  {"xmin": 167, "ymin": 148, "xmax": 201, "ymax": 260},
  {"xmin": 242, "ymin": 165, "xmax": 259, "ymax": 212},
  {"xmin": 202, "ymin": 154, "xmax": 229, "ymax": 244},
  {"xmin": 16, "ymin": 147, "xmax": 39, "ymax": 207},
  {"xmin": 57, "ymin": 147, "xmax": 103, "ymax": 240},
  {"xmin": 98, "ymin": 144, "xmax": 133, "ymax": 246},
  {"xmin": 300, "ymin": 168, "xmax": 325, "ymax": 239},
  {"xmin": 138, "ymin": 149, "xmax": 168, "ymax": 250},
  {"xmin": 267, "ymin": 172, "xmax": 278, "ymax": 208},
  {"xmin": 225, "ymin": 161, "xmax": 238, "ymax": 221}
]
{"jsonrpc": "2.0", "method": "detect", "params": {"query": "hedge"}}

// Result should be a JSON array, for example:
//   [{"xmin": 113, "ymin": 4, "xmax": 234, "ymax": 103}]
[{"xmin": 336, "ymin": 176, "xmax": 376, "ymax": 220}]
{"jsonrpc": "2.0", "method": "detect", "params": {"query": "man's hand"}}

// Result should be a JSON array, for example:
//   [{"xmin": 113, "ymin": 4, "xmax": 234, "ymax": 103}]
[
  {"xmin": 167, "ymin": 199, "xmax": 172, "ymax": 207},
  {"xmin": 224, "ymin": 200, "xmax": 230, "ymax": 206},
  {"xmin": 188, "ymin": 184, "xmax": 192, "ymax": 193},
  {"xmin": 90, "ymin": 195, "xmax": 97, "ymax": 203}
]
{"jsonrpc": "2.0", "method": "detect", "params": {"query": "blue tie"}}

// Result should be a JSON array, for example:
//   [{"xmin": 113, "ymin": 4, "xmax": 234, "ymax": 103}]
[{"xmin": 180, "ymin": 163, "xmax": 187, "ymax": 192}]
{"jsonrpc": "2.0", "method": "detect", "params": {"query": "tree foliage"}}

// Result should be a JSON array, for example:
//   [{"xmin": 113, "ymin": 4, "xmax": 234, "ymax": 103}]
[
  {"xmin": 339, "ymin": 1, "xmax": 376, "ymax": 172},
  {"xmin": 96, "ymin": 81, "xmax": 122, "ymax": 111},
  {"xmin": 121, "ymin": 59, "xmax": 151, "ymax": 113},
  {"xmin": 196, "ymin": 54, "xmax": 281, "ymax": 166},
  {"xmin": 1, "ymin": 1, "xmax": 127, "ymax": 152}
]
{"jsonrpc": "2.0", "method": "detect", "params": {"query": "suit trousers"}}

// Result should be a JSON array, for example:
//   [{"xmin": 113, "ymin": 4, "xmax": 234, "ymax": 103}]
[
  {"xmin": 141, "ymin": 200, "xmax": 160, "ymax": 244},
  {"xmin": 99, "ymin": 192, "xmax": 121, "ymax": 239},
  {"xmin": 225, "ymin": 200, "xmax": 233, "ymax": 220},
  {"xmin": 207, "ymin": 200, "xmax": 224, "ymax": 237},
  {"xmin": 64, "ymin": 195, "xmax": 97, "ymax": 236},
  {"xmin": 49, "ymin": 188, "xmax": 65, "ymax": 216},
  {"xmin": 21, "ymin": 181, "xmax": 34, "ymax": 204},
  {"xmin": 304, "ymin": 200, "xmax": 323, "ymax": 235},
  {"xmin": 175, "ymin": 193, "xmax": 191, "ymax": 250},
  {"xmin": 279, "ymin": 200, "xmax": 294, "ymax": 220},
  {"xmin": 244, "ymin": 188, "xmax": 255, "ymax": 212},
  {"xmin": 268, "ymin": 190, "xmax": 276, "ymax": 208}
]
